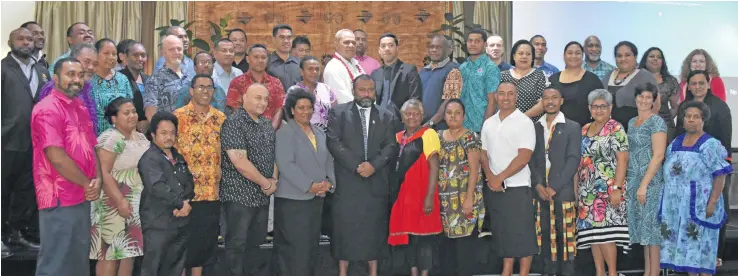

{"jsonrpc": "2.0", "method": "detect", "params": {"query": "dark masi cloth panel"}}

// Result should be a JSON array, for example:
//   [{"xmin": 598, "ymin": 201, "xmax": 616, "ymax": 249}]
[
  {"xmin": 484, "ymin": 186, "xmax": 538, "ymax": 258},
  {"xmin": 330, "ymin": 192, "xmax": 390, "ymax": 261},
  {"xmin": 186, "ymin": 201, "xmax": 221, "ymax": 268},
  {"xmin": 273, "ymin": 197, "xmax": 323, "ymax": 276},
  {"xmin": 35, "ymin": 201, "xmax": 90, "ymax": 276}
]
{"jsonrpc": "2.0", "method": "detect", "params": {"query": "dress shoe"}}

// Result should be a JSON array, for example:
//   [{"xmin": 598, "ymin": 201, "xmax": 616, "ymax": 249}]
[
  {"xmin": 1, "ymin": 241, "xmax": 12, "ymax": 258},
  {"xmin": 9, "ymin": 230, "xmax": 40, "ymax": 249}
]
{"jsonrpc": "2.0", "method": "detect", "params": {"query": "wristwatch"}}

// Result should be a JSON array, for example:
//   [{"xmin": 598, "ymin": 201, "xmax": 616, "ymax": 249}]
[{"xmin": 428, "ymin": 120, "xmax": 435, "ymax": 127}]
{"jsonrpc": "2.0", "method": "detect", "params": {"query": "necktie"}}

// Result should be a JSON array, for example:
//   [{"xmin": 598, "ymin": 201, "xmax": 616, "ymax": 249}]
[{"xmin": 360, "ymin": 108, "xmax": 368, "ymax": 161}]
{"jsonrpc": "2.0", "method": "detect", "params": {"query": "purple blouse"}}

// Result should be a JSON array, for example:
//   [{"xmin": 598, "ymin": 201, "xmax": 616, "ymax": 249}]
[{"xmin": 38, "ymin": 81, "xmax": 98, "ymax": 134}]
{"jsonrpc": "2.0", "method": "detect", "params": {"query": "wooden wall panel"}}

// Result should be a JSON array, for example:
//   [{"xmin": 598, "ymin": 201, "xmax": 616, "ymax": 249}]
[{"xmin": 190, "ymin": 1, "xmax": 447, "ymax": 68}]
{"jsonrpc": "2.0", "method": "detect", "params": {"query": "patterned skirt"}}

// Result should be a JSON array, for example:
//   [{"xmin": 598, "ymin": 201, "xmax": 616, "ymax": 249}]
[{"xmin": 534, "ymin": 200, "xmax": 577, "ymax": 275}]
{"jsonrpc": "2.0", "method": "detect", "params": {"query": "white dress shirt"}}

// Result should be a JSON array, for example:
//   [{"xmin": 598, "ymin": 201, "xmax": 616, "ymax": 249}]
[
  {"xmin": 324, "ymin": 53, "xmax": 364, "ymax": 104},
  {"xmin": 481, "ymin": 109, "xmax": 536, "ymax": 188},
  {"xmin": 537, "ymin": 111, "xmax": 567, "ymax": 170},
  {"xmin": 11, "ymin": 54, "xmax": 39, "ymax": 97}
]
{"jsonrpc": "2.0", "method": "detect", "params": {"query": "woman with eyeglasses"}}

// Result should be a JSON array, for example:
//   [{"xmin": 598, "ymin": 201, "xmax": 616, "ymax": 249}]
[
  {"xmin": 675, "ymin": 70, "xmax": 733, "ymax": 268},
  {"xmin": 92, "ymin": 38, "xmax": 134, "ymax": 135},
  {"xmin": 575, "ymin": 89, "xmax": 630, "ymax": 276}
]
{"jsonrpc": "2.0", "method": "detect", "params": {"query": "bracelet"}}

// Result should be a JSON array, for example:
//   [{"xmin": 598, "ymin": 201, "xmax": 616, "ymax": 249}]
[{"xmin": 262, "ymin": 181, "xmax": 273, "ymax": 191}]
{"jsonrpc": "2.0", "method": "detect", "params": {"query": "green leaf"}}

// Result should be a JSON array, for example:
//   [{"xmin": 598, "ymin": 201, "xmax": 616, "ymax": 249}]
[
  {"xmin": 225, "ymin": 14, "xmax": 231, "ymax": 22},
  {"xmin": 440, "ymin": 24, "xmax": 450, "ymax": 30},
  {"xmin": 183, "ymin": 21, "xmax": 197, "ymax": 30},
  {"xmin": 452, "ymin": 18, "xmax": 465, "ymax": 25},
  {"xmin": 219, "ymin": 18, "xmax": 228, "ymax": 28},
  {"xmin": 210, "ymin": 34, "xmax": 219, "ymax": 44},
  {"xmin": 154, "ymin": 26, "xmax": 169, "ymax": 31},
  {"xmin": 186, "ymin": 30, "xmax": 193, "ymax": 40},
  {"xmin": 208, "ymin": 21, "xmax": 221, "ymax": 35},
  {"xmin": 192, "ymin": 38, "xmax": 210, "ymax": 52},
  {"xmin": 170, "ymin": 19, "xmax": 179, "ymax": 26},
  {"xmin": 444, "ymin": 13, "xmax": 454, "ymax": 22},
  {"xmin": 158, "ymin": 29, "xmax": 167, "ymax": 38}
]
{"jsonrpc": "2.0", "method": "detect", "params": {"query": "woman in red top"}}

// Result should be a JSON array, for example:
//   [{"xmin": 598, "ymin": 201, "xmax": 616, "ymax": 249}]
[
  {"xmin": 389, "ymin": 99, "xmax": 442, "ymax": 276},
  {"xmin": 678, "ymin": 49, "xmax": 726, "ymax": 102}
]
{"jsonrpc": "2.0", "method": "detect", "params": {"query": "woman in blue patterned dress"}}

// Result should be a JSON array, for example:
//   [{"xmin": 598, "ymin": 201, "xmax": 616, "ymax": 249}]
[
  {"xmin": 92, "ymin": 38, "xmax": 134, "ymax": 135},
  {"xmin": 660, "ymin": 100, "xmax": 731, "ymax": 276},
  {"xmin": 625, "ymin": 83, "xmax": 667, "ymax": 276}
]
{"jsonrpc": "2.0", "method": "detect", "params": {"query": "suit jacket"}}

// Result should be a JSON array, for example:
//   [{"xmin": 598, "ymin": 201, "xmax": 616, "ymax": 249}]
[
  {"xmin": 327, "ymin": 103, "xmax": 398, "ymax": 197},
  {"xmin": 120, "ymin": 68, "xmax": 150, "ymax": 122},
  {"xmin": 138, "ymin": 144, "xmax": 195, "ymax": 230},
  {"xmin": 1, "ymin": 53, "xmax": 49, "ymax": 151},
  {"xmin": 530, "ymin": 116, "xmax": 582, "ymax": 202},
  {"xmin": 275, "ymin": 119, "xmax": 336, "ymax": 200},
  {"xmin": 371, "ymin": 60, "xmax": 422, "ymax": 122}
]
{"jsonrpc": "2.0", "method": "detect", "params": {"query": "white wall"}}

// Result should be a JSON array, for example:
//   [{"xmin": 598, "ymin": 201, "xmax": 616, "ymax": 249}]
[{"xmin": 1, "ymin": 1, "xmax": 36, "ymax": 55}]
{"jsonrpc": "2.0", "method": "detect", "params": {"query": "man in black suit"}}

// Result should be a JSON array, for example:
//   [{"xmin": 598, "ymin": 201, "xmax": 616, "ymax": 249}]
[
  {"xmin": 1, "ymin": 28, "xmax": 49, "ymax": 256},
  {"xmin": 529, "ymin": 87, "xmax": 582, "ymax": 276},
  {"xmin": 327, "ymin": 74, "xmax": 398, "ymax": 276},
  {"xmin": 370, "ymin": 33, "xmax": 422, "ymax": 131},
  {"xmin": 20, "ymin": 21, "xmax": 47, "ymax": 69}
]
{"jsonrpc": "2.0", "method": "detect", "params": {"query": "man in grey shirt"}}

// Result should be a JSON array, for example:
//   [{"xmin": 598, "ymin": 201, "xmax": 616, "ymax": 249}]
[{"xmin": 267, "ymin": 24, "xmax": 301, "ymax": 92}]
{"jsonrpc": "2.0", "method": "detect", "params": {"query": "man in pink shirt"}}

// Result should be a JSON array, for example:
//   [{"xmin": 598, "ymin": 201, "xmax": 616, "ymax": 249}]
[
  {"xmin": 31, "ymin": 57, "xmax": 101, "ymax": 276},
  {"xmin": 354, "ymin": 29, "xmax": 380, "ymax": 75}
]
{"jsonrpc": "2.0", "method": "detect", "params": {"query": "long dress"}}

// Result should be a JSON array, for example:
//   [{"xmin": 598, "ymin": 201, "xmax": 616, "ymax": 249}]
[
  {"xmin": 576, "ymin": 119, "xmax": 630, "ymax": 252},
  {"xmin": 660, "ymin": 134, "xmax": 731, "ymax": 275},
  {"xmin": 90, "ymin": 129, "xmax": 149, "ymax": 260},
  {"xmin": 626, "ymin": 115, "xmax": 666, "ymax": 246}
]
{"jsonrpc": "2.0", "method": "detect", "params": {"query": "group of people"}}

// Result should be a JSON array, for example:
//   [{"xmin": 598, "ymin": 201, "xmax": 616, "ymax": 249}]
[{"xmin": 0, "ymin": 16, "xmax": 732, "ymax": 276}]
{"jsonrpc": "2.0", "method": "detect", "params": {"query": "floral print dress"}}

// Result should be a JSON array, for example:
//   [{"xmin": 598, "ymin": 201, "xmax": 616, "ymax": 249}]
[
  {"xmin": 90, "ymin": 129, "xmax": 149, "ymax": 260},
  {"xmin": 576, "ymin": 119, "xmax": 630, "ymax": 252},
  {"xmin": 659, "ymin": 134, "xmax": 731, "ymax": 275}
]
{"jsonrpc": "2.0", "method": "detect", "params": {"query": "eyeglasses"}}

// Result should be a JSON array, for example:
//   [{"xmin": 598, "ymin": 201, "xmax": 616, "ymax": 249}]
[
  {"xmin": 194, "ymin": 86, "xmax": 215, "ymax": 92},
  {"xmin": 589, "ymin": 104, "xmax": 611, "ymax": 111}
]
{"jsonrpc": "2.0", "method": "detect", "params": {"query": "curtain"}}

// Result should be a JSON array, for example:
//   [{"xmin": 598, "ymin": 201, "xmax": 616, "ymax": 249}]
[
  {"xmin": 35, "ymin": 1, "xmax": 142, "ymax": 62},
  {"xmin": 451, "ymin": 1, "xmax": 465, "ymax": 59},
  {"xmin": 473, "ymin": 1, "xmax": 512, "ymax": 62},
  {"xmin": 150, "ymin": 1, "xmax": 188, "ymax": 73}
]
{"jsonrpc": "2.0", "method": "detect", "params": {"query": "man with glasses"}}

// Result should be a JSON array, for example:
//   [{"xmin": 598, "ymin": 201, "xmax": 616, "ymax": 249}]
[
  {"xmin": 176, "ymin": 51, "xmax": 227, "ymax": 113},
  {"xmin": 267, "ymin": 24, "xmax": 301, "ymax": 92}
]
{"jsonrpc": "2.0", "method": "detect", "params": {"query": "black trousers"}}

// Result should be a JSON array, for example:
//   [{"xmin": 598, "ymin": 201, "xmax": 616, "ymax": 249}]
[
  {"xmin": 224, "ymin": 202, "xmax": 268, "ymax": 276},
  {"xmin": 141, "ymin": 226, "xmax": 188, "ymax": 276},
  {"xmin": 1, "ymin": 148, "xmax": 38, "ymax": 235},
  {"xmin": 439, "ymin": 233, "xmax": 480, "ymax": 276},
  {"xmin": 273, "ymin": 197, "xmax": 323, "ymax": 276}
]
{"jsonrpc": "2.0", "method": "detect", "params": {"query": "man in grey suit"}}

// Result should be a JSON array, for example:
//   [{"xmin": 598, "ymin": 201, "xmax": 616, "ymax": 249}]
[
  {"xmin": 274, "ymin": 86, "xmax": 336, "ymax": 275},
  {"xmin": 326, "ymin": 74, "xmax": 398, "ymax": 276},
  {"xmin": 370, "ymin": 33, "xmax": 422, "ymax": 131},
  {"xmin": 530, "ymin": 87, "xmax": 582, "ymax": 276},
  {"xmin": 1, "ymin": 28, "xmax": 49, "ymax": 256}
]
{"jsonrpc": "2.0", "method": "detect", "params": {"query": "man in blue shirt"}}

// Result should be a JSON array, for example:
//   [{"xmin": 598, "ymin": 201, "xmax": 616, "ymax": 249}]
[
  {"xmin": 420, "ymin": 34, "xmax": 459, "ymax": 130},
  {"xmin": 531, "ymin": 35, "xmax": 559, "ymax": 78},
  {"xmin": 458, "ymin": 28, "xmax": 501, "ymax": 133},
  {"xmin": 154, "ymin": 26, "xmax": 196, "ymax": 80}
]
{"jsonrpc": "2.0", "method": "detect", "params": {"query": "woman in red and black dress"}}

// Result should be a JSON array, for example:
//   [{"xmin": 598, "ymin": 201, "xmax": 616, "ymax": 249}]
[{"xmin": 389, "ymin": 99, "xmax": 442, "ymax": 276}]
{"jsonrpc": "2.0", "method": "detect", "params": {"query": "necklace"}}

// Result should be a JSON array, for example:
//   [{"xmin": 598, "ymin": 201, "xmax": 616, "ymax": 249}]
[
  {"xmin": 333, "ymin": 53, "xmax": 364, "ymax": 80},
  {"xmin": 396, "ymin": 126, "xmax": 424, "ymax": 170}
]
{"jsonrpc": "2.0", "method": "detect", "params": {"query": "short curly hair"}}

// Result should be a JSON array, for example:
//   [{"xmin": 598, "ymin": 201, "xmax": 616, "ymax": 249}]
[
  {"xmin": 678, "ymin": 100, "xmax": 711, "ymax": 125},
  {"xmin": 283, "ymin": 86, "xmax": 315, "ymax": 120}
]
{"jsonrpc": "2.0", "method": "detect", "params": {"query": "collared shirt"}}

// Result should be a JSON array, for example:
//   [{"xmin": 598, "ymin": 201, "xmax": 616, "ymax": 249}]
[
  {"xmin": 48, "ymin": 49, "xmax": 71, "ymax": 75},
  {"xmin": 154, "ymin": 55, "xmax": 196, "ymax": 82},
  {"xmin": 144, "ymin": 66, "xmax": 191, "ymax": 113},
  {"xmin": 537, "ymin": 111, "xmax": 567, "ymax": 170},
  {"xmin": 175, "ymin": 84, "xmax": 227, "ymax": 113},
  {"xmin": 37, "ymin": 80, "xmax": 98, "ymax": 134},
  {"xmin": 583, "ymin": 59, "xmax": 616, "ymax": 80},
  {"xmin": 232, "ymin": 56, "xmax": 249, "ymax": 73},
  {"xmin": 220, "ymin": 107, "xmax": 276, "ymax": 207},
  {"xmin": 355, "ymin": 103, "xmax": 372, "ymax": 128},
  {"xmin": 498, "ymin": 61, "xmax": 512, "ymax": 71},
  {"xmin": 31, "ymin": 88, "xmax": 97, "ymax": 209},
  {"xmin": 420, "ymin": 57, "xmax": 459, "ymax": 126},
  {"xmin": 291, "ymin": 82, "xmax": 336, "ymax": 130},
  {"xmin": 323, "ymin": 53, "xmax": 365, "ymax": 104},
  {"xmin": 91, "ymin": 72, "xmax": 134, "ymax": 134},
  {"xmin": 481, "ymin": 109, "xmax": 536, "ymax": 188},
  {"xmin": 138, "ymin": 144, "xmax": 195, "ymax": 228},
  {"xmin": 226, "ymin": 70, "xmax": 285, "ymax": 119},
  {"xmin": 459, "ymin": 54, "xmax": 500, "ymax": 132},
  {"xmin": 173, "ymin": 103, "xmax": 226, "ymax": 201},
  {"xmin": 11, "ymin": 54, "xmax": 39, "ymax": 97},
  {"xmin": 535, "ymin": 61, "xmax": 560, "ymax": 78},
  {"xmin": 355, "ymin": 55, "xmax": 381, "ymax": 75},
  {"xmin": 213, "ymin": 62, "xmax": 243, "ymax": 93},
  {"xmin": 34, "ymin": 50, "xmax": 49, "ymax": 69},
  {"xmin": 267, "ymin": 51, "xmax": 302, "ymax": 92}
]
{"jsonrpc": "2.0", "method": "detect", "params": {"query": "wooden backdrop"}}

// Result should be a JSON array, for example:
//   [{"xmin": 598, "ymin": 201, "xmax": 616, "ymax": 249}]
[{"xmin": 189, "ymin": 1, "xmax": 449, "ymax": 68}]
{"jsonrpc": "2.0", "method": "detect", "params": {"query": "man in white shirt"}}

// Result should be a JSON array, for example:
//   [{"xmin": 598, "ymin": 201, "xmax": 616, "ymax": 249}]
[
  {"xmin": 323, "ymin": 29, "xmax": 365, "ymax": 104},
  {"xmin": 213, "ymin": 38, "xmax": 243, "ymax": 93},
  {"xmin": 480, "ymin": 81, "xmax": 537, "ymax": 276}
]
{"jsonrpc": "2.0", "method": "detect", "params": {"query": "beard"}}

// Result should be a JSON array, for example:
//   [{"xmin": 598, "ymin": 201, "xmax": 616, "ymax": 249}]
[
  {"xmin": 586, "ymin": 53, "xmax": 600, "ymax": 62},
  {"xmin": 64, "ymin": 82, "xmax": 84, "ymax": 97},
  {"xmin": 354, "ymin": 97, "xmax": 374, "ymax": 108},
  {"xmin": 11, "ymin": 46, "xmax": 33, "ymax": 59}
]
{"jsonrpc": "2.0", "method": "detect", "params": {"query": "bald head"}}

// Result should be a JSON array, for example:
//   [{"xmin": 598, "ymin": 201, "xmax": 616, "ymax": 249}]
[
  {"xmin": 486, "ymin": 35, "xmax": 504, "ymax": 62},
  {"xmin": 242, "ymin": 83, "xmax": 269, "ymax": 118},
  {"xmin": 162, "ymin": 35, "xmax": 184, "ymax": 69},
  {"xmin": 334, "ymin": 29, "xmax": 356, "ymax": 60},
  {"xmin": 8, "ymin": 28, "xmax": 34, "ymax": 59}
]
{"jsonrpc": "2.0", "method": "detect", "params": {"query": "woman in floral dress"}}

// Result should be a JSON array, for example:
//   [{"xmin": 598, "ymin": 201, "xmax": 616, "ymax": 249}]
[
  {"xmin": 575, "ymin": 89, "xmax": 630, "ymax": 276},
  {"xmin": 660, "ymin": 101, "xmax": 731, "ymax": 275},
  {"xmin": 288, "ymin": 56, "xmax": 336, "ymax": 130},
  {"xmin": 91, "ymin": 97, "xmax": 149, "ymax": 276},
  {"xmin": 437, "ymin": 99, "xmax": 485, "ymax": 276}
]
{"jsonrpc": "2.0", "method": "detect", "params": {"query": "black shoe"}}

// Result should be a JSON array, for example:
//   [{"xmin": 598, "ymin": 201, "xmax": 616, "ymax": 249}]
[
  {"xmin": 1, "ymin": 241, "xmax": 12, "ymax": 258},
  {"xmin": 9, "ymin": 230, "xmax": 40, "ymax": 249}
]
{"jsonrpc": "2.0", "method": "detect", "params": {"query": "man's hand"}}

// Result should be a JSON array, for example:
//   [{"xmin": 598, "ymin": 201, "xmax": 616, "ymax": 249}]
[
  {"xmin": 357, "ymin": 162, "xmax": 376, "ymax": 178},
  {"xmin": 174, "ymin": 201, "xmax": 192, "ymax": 217},
  {"xmin": 544, "ymin": 187, "xmax": 556, "ymax": 200},
  {"xmin": 262, "ymin": 178, "xmax": 278, "ymax": 196},
  {"xmin": 535, "ymin": 184, "xmax": 549, "ymax": 201},
  {"xmin": 486, "ymin": 174, "xmax": 504, "ymax": 192},
  {"xmin": 85, "ymin": 178, "xmax": 101, "ymax": 201}
]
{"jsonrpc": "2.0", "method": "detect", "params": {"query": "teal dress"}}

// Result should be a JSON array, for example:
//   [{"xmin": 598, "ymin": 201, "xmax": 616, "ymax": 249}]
[
  {"xmin": 626, "ymin": 115, "xmax": 666, "ymax": 246},
  {"xmin": 660, "ymin": 134, "xmax": 731, "ymax": 275},
  {"xmin": 91, "ymin": 72, "xmax": 134, "ymax": 135}
]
